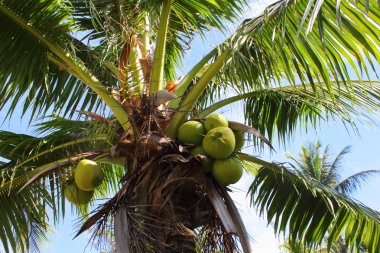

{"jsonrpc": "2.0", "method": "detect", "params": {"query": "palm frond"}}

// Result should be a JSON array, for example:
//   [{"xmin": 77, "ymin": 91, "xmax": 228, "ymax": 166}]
[
  {"xmin": 162, "ymin": 0, "xmax": 245, "ymax": 79},
  {"xmin": 200, "ymin": 81, "xmax": 380, "ymax": 144},
  {"xmin": 328, "ymin": 146, "xmax": 351, "ymax": 172},
  {"xmin": 286, "ymin": 141, "xmax": 378, "ymax": 197},
  {"xmin": 0, "ymin": 182, "xmax": 54, "ymax": 253},
  {"xmin": 0, "ymin": 119, "xmax": 122, "ymax": 252},
  {"xmin": 324, "ymin": 145, "xmax": 351, "ymax": 186},
  {"xmin": 336, "ymin": 170, "xmax": 380, "ymax": 196},
  {"xmin": 68, "ymin": 0, "xmax": 246, "ymax": 83},
  {"xmin": 215, "ymin": 0, "xmax": 379, "ymax": 101},
  {"xmin": 0, "ymin": 0, "xmax": 86, "ymax": 119},
  {"xmin": 248, "ymin": 161, "xmax": 380, "ymax": 253},
  {"xmin": 26, "ymin": 216, "xmax": 52, "ymax": 253},
  {"xmin": 0, "ymin": 116, "xmax": 117, "ymax": 169},
  {"xmin": 1, "ymin": 157, "xmax": 94, "ymax": 252},
  {"xmin": 0, "ymin": 0, "xmax": 130, "ymax": 125}
]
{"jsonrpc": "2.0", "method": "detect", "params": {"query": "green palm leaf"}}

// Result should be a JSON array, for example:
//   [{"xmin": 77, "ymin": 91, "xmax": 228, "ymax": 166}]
[
  {"xmin": 0, "ymin": 0, "xmax": 85, "ymax": 118},
  {"xmin": 198, "ymin": 81, "xmax": 380, "ymax": 144},
  {"xmin": 68, "ymin": 0, "xmax": 246, "ymax": 83},
  {"xmin": 336, "ymin": 170, "xmax": 380, "ymax": 196},
  {"xmin": 224, "ymin": 0, "xmax": 380, "ymax": 93},
  {"xmin": 0, "ymin": 181, "xmax": 53, "ymax": 253},
  {"xmin": 0, "ymin": 116, "xmax": 123, "ymax": 252},
  {"xmin": 0, "ymin": 0, "xmax": 129, "ymax": 126},
  {"xmin": 1, "ymin": 0, "xmax": 380, "ymax": 252},
  {"xmin": 166, "ymin": 0, "xmax": 380, "ymax": 135},
  {"xmin": 0, "ymin": 116, "xmax": 117, "ymax": 167},
  {"xmin": 248, "ymin": 160, "xmax": 380, "ymax": 253},
  {"xmin": 280, "ymin": 142, "xmax": 380, "ymax": 251}
]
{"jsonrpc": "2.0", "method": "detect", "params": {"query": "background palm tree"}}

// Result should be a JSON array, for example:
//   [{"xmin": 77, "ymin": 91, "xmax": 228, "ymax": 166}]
[
  {"xmin": 1, "ymin": 0, "xmax": 380, "ymax": 252},
  {"xmin": 287, "ymin": 142, "xmax": 380, "ymax": 196},
  {"xmin": 281, "ymin": 141, "xmax": 379, "ymax": 252}
]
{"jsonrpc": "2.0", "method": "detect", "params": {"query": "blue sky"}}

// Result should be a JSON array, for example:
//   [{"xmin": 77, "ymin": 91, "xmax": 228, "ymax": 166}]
[{"xmin": 1, "ymin": 0, "xmax": 380, "ymax": 252}]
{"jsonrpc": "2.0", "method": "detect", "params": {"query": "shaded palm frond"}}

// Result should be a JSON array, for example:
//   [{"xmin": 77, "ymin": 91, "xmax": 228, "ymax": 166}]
[
  {"xmin": 0, "ymin": 141, "xmax": 121, "ymax": 252},
  {"xmin": 34, "ymin": 114, "xmax": 119, "ymax": 142},
  {"xmin": 0, "ymin": 0, "xmax": 130, "ymax": 122},
  {"xmin": 0, "ymin": 132, "xmax": 39, "ymax": 162},
  {"xmin": 248, "ymin": 162, "xmax": 380, "ymax": 253},
  {"xmin": 26, "ymin": 216, "xmax": 52, "ymax": 253},
  {"xmin": 69, "ymin": 37, "xmax": 118, "ymax": 87},
  {"xmin": 0, "ymin": 0, "xmax": 114, "ymax": 120}
]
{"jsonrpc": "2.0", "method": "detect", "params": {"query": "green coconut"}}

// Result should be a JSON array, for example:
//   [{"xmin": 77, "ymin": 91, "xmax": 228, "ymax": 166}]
[
  {"xmin": 202, "ymin": 127, "xmax": 235, "ymax": 159},
  {"xmin": 191, "ymin": 146, "xmax": 214, "ymax": 173},
  {"xmin": 64, "ymin": 183, "xmax": 94, "ymax": 205},
  {"xmin": 74, "ymin": 159, "xmax": 104, "ymax": 191},
  {"xmin": 212, "ymin": 157, "xmax": 243, "ymax": 186},
  {"xmin": 204, "ymin": 113, "xmax": 228, "ymax": 132},
  {"xmin": 178, "ymin": 121, "xmax": 205, "ymax": 145},
  {"xmin": 233, "ymin": 131, "xmax": 245, "ymax": 151}
]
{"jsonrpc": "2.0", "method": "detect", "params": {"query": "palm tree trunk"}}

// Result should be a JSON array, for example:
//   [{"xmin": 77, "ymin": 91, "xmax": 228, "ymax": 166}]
[{"xmin": 116, "ymin": 139, "xmax": 206, "ymax": 253}]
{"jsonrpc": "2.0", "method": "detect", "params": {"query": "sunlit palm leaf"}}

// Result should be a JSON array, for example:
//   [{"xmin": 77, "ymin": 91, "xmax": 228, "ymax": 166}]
[
  {"xmin": 167, "ymin": 0, "xmax": 380, "ymax": 138},
  {"xmin": 164, "ymin": 0, "xmax": 245, "ymax": 79},
  {"xmin": 199, "ymin": 81, "xmax": 380, "ymax": 144},
  {"xmin": 217, "ymin": 0, "xmax": 379, "ymax": 98}
]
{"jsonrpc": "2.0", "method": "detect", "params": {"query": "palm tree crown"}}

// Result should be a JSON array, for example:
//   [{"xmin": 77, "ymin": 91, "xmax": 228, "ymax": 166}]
[
  {"xmin": 1, "ymin": 0, "xmax": 380, "ymax": 252},
  {"xmin": 287, "ymin": 141, "xmax": 380, "ymax": 195}
]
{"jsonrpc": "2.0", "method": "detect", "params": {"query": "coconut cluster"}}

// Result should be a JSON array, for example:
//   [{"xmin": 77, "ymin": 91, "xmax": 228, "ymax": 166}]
[
  {"xmin": 178, "ymin": 114, "xmax": 245, "ymax": 186},
  {"xmin": 64, "ymin": 159, "xmax": 104, "ymax": 206}
]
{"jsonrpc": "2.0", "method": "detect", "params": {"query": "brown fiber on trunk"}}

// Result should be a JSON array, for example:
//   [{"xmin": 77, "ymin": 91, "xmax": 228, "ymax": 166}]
[{"xmin": 77, "ymin": 95, "xmax": 246, "ymax": 253}]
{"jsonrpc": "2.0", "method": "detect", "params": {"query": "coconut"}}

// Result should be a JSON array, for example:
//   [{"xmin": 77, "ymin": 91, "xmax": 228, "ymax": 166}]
[
  {"xmin": 202, "ymin": 127, "xmax": 235, "ymax": 159},
  {"xmin": 212, "ymin": 157, "xmax": 243, "ymax": 186},
  {"xmin": 191, "ymin": 146, "xmax": 214, "ymax": 173},
  {"xmin": 178, "ymin": 121, "xmax": 205, "ymax": 145},
  {"xmin": 204, "ymin": 113, "xmax": 228, "ymax": 132},
  {"xmin": 233, "ymin": 131, "xmax": 245, "ymax": 151},
  {"xmin": 74, "ymin": 159, "xmax": 104, "ymax": 191},
  {"xmin": 64, "ymin": 183, "xmax": 94, "ymax": 205}
]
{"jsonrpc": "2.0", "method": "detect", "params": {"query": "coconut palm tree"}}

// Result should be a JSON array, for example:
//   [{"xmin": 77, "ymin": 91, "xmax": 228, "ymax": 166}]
[
  {"xmin": 1, "ymin": 0, "xmax": 380, "ymax": 252},
  {"xmin": 281, "ymin": 142, "xmax": 379, "ymax": 252},
  {"xmin": 287, "ymin": 142, "xmax": 380, "ymax": 196}
]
